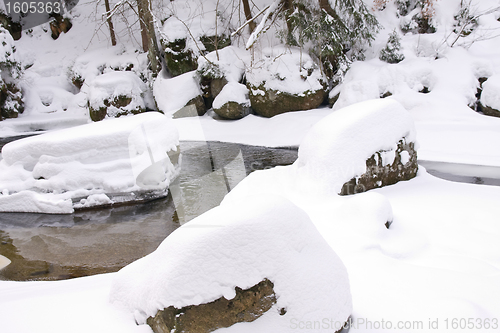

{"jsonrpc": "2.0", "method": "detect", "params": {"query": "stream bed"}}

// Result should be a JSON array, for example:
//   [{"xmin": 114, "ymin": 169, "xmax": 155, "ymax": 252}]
[{"xmin": 0, "ymin": 137, "xmax": 498, "ymax": 281}]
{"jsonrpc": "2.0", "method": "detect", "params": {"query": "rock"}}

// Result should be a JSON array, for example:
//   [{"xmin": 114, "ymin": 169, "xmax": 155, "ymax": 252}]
[
  {"xmin": 87, "ymin": 71, "xmax": 148, "ymax": 121},
  {"xmin": 479, "ymin": 75, "xmax": 500, "ymax": 118},
  {"xmin": 340, "ymin": 138, "xmax": 418, "ymax": 195},
  {"xmin": 212, "ymin": 82, "xmax": 251, "ymax": 119},
  {"xmin": 147, "ymin": 279, "xmax": 276, "ymax": 333},
  {"xmin": 163, "ymin": 38, "xmax": 198, "ymax": 77},
  {"xmin": 199, "ymin": 34, "xmax": 231, "ymax": 53},
  {"xmin": 246, "ymin": 48, "xmax": 327, "ymax": 118},
  {"xmin": 49, "ymin": 14, "xmax": 72, "ymax": 40},
  {"xmin": 172, "ymin": 95, "xmax": 207, "ymax": 118},
  {"xmin": 110, "ymin": 195, "xmax": 352, "ymax": 333},
  {"xmin": 248, "ymin": 84, "xmax": 325, "ymax": 118}
]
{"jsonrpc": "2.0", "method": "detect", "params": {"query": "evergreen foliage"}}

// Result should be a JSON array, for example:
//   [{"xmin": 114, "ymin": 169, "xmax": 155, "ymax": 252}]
[
  {"xmin": 278, "ymin": 0, "xmax": 380, "ymax": 82},
  {"xmin": 0, "ymin": 27, "xmax": 23, "ymax": 119},
  {"xmin": 379, "ymin": 30, "xmax": 405, "ymax": 64}
]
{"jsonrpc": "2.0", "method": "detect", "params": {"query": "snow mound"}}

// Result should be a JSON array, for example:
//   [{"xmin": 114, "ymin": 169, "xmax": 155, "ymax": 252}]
[
  {"xmin": 246, "ymin": 47, "xmax": 325, "ymax": 95},
  {"xmin": 480, "ymin": 75, "xmax": 500, "ymax": 112},
  {"xmin": 70, "ymin": 46, "xmax": 149, "ymax": 87},
  {"xmin": 88, "ymin": 71, "xmax": 148, "ymax": 116},
  {"xmin": 110, "ymin": 194, "xmax": 352, "ymax": 331},
  {"xmin": 212, "ymin": 82, "xmax": 250, "ymax": 109},
  {"xmin": 153, "ymin": 71, "xmax": 202, "ymax": 116},
  {"xmin": 0, "ymin": 112, "xmax": 180, "ymax": 213},
  {"xmin": 296, "ymin": 99, "xmax": 416, "ymax": 196},
  {"xmin": 197, "ymin": 46, "xmax": 250, "ymax": 83}
]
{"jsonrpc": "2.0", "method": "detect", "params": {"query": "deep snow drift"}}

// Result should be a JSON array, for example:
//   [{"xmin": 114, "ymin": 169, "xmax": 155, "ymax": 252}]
[
  {"xmin": 0, "ymin": 112, "xmax": 180, "ymax": 213},
  {"xmin": 110, "ymin": 195, "xmax": 352, "ymax": 331}
]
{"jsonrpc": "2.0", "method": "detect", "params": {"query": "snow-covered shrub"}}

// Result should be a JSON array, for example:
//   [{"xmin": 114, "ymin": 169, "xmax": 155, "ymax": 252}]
[
  {"xmin": 0, "ymin": 112, "xmax": 180, "ymax": 213},
  {"xmin": 379, "ymin": 30, "xmax": 405, "ymax": 64},
  {"xmin": 110, "ymin": 194, "xmax": 352, "ymax": 332},
  {"xmin": 0, "ymin": 27, "xmax": 23, "ymax": 119},
  {"xmin": 87, "ymin": 71, "xmax": 151, "ymax": 121},
  {"xmin": 398, "ymin": 0, "xmax": 436, "ymax": 34},
  {"xmin": 246, "ymin": 47, "xmax": 326, "ymax": 118}
]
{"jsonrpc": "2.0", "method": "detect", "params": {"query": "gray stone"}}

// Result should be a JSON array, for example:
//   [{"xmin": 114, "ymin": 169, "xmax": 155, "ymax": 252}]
[
  {"xmin": 213, "ymin": 101, "xmax": 251, "ymax": 120},
  {"xmin": 146, "ymin": 278, "xmax": 277, "ymax": 333},
  {"xmin": 340, "ymin": 139, "xmax": 418, "ymax": 195}
]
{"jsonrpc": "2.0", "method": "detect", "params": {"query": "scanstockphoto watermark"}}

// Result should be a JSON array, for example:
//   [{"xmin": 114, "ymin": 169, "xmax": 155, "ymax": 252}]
[{"xmin": 290, "ymin": 317, "xmax": 499, "ymax": 330}]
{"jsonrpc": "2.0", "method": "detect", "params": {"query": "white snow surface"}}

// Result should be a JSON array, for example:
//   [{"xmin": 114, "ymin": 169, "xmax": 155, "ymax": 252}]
[
  {"xmin": 0, "ymin": 112, "xmax": 180, "ymax": 213},
  {"xmin": 296, "ymin": 99, "xmax": 416, "ymax": 196},
  {"xmin": 110, "ymin": 194, "xmax": 352, "ymax": 330},
  {"xmin": 480, "ymin": 75, "xmax": 500, "ymax": 112},
  {"xmin": 197, "ymin": 46, "xmax": 250, "ymax": 83},
  {"xmin": 153, "ymin": 71, "xmax": 202, "ymax": 116},
  {"xmin": 212, "ymin": 82, "xmax": 250, "ymax": 109}
]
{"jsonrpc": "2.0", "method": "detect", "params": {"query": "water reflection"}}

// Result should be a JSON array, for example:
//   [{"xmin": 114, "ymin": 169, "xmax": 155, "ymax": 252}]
[{"xmin": 0, "ymin": 141, "xmax": 298, "ymax": 281}]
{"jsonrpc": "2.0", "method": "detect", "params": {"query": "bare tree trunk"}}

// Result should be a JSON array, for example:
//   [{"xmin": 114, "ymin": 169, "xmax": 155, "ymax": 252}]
[
  {"xmin": 242, "ymin": 0, "xmax": 256, "ymax": 32},
  {"xmin": 104, "ymin": 0, "xmax": 117, "ymax": 46},
  {"xmin": 137, "ymin": 0, "xmax": 161, "ymax": 76}
]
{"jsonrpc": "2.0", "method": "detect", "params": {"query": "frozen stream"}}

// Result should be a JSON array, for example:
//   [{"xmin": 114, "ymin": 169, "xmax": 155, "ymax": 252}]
[{"xmin": 0, "ymin": 136, "xmax": 498, "ymax": 281}]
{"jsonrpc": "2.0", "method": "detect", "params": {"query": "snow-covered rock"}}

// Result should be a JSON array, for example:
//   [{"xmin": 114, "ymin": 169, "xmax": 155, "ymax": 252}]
[
  {"xmin": 212, "ymin": 82, "xmax": 251, "ymax": 119},
  {"xmin": 246, "ymin": 47, "xmax": 326, "ymax": 117},
  {"xmin": 480, "ymin": 75, "xmax": 500, "ymax": 118},
  {"xmin": 88, "ymin": 71, "xmax": 150, "ymax": 121},
  {"xmin": 110, "ymin": 194, "xmax": 352, "ymax": 332},
  {"xmin": 153, "ymin": 71, "xmax": 206, "ymax": 117},
  {"xmin": 0, "ymin": 112, "xmax": 180, "ymax": 213},
  {"xmin": 296, "ymin": 98, "xmax": 417, "ymax": 197}
]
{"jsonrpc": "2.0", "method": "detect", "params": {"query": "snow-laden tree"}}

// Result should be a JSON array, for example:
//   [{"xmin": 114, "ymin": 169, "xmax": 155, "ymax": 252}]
[
  {"xmin": 248, "ymin": 0, "xmax": 380, "ymax": 84},
  {"xmin": 379, "ymin": 29, "xmax": 405, "ymax": 63}
]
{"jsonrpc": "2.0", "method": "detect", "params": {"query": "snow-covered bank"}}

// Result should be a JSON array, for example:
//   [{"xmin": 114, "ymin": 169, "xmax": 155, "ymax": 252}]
[{"xmin": 0, "ymin": 112, "xmax": 180, "ymax": 213}]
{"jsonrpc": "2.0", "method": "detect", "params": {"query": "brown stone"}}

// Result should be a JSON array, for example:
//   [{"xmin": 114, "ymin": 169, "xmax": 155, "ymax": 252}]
[
  {"xmin": 146, "ymin": 278, "xmax": 277, "ymax": 333},
  {"xmin": 340, "ymin": 139, "xmax": 418, "ymax": 195}
]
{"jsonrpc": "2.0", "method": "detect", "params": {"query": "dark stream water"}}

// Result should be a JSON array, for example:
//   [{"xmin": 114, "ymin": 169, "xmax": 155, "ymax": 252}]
[
  {"xmin": 0, "ymin": 136, "xmax": 498, "ymax": 281},
  {"xmin": 0, "ymin": 141, "xmax": 298, "ymax": 281}
]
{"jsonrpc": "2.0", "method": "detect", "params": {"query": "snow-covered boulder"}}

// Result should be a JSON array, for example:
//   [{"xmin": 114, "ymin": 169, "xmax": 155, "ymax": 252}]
[
  {"xmin": 162, "ymin": 16, "xmax": 231, "ymax": 77},
  {"xmin": 246, "ymin": 48, "xmax": 326, "ymax": 118},
  {"xmin": 153, "ymin": 71, "xmax": 206, "ymax": 117},
  {"xmin": 197, "ymin": 46, "xmax": 249, "ymax": 108},
  {"xmin": 296, "ymin": 99, "xmax": 417, "ymax": 196},
  {"xmin": 212, "ymin": 82, "xmax": 251, "ymax": 119},
  {"xmin": 110, "ymin": 195, "xmax": 352, "ymax": 333},
  {"xmin": 480, "ymin": 75, "xmax": 500, "ymax": 118},
  {"xmin": 88, "ymin": 71, "xmax": 150, "ymax": 121},
  {"xmin": 0, "ymin": 112, "xmax": 180, "ymax": 213}
]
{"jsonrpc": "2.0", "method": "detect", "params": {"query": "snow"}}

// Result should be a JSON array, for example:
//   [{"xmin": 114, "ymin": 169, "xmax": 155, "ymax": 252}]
[
  {"xmin": 153, "ymin": 71, "xmax": 202, "ymax": 116},
  {"xmin": 110, "ymin": 194, "xmax": 352, "ymax": 330},
  {"xmin": 480, "ymin": 75, "xmax": 500, "ymax": 112},
  {"xmin": 197, "ymin": 46, "xmax": 250, "ymax": 83},
  {"xmin": 0, "ymin": 112, "xmax": 180, "ymax": 213},
  {"xmin": 246, "ymin": 47, "xmax": 326, "ymax": 95},
  {"xmin": 212, "ymin": 82, "xmax": 250, "ymax": 109},
  {"xmin": 1, "ymin": 0, "xmax": 500, "ymax": 332},
  {"xmin": 295, "ymin": 99, "xmax": 416, "ymax": 196}
]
